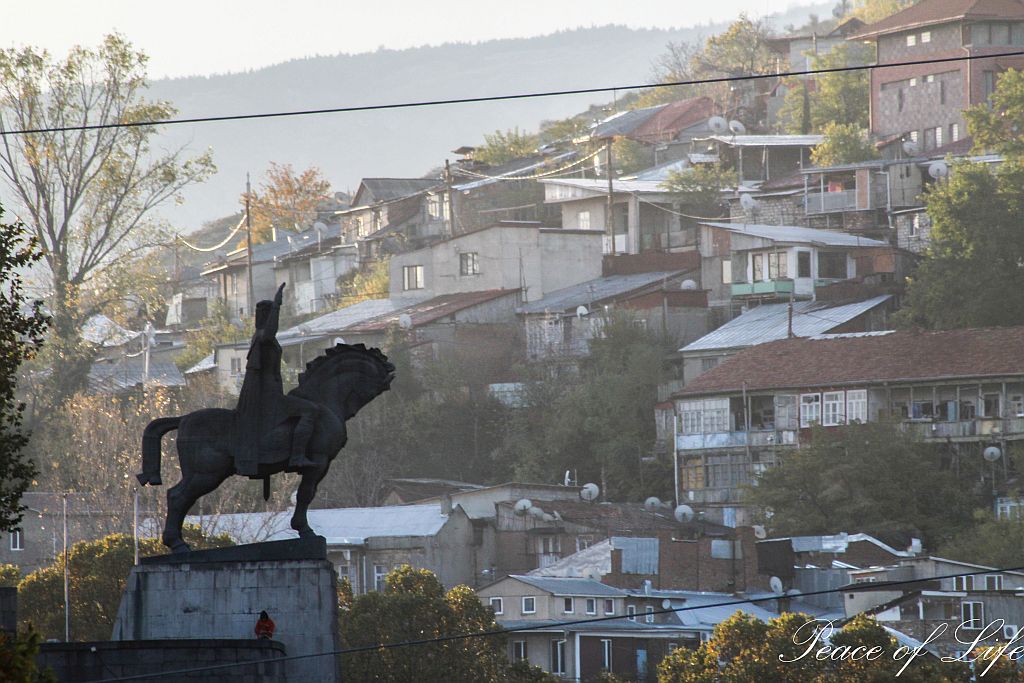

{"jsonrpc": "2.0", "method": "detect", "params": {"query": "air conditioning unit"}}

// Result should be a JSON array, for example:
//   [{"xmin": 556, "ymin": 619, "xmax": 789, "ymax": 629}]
[{"xmin": 1004, "ymin": 624, "xmax": 1018, "ymax": 640}]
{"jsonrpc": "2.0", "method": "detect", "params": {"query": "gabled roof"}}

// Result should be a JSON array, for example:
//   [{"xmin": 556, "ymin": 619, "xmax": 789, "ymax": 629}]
[
  {"xmin": 519, "ymin": 271, "xmax": 690, "ymax": 315},
  {"xmin": 87, "ymin": 359, "xmax": 185, "ymax": 394},
  {"xmin": 677, "ymin": 326, "xmax": 1024, "ymax": 396},
  {"xmin": 185, "ymin": 353, "xmax": 217, "ymax": 375},
  {"xmin": 82, "ymin": 314, "xmax": 139, "ymax": 347},
  {"xmin": 848, "ymin": 0, "xmax": 1024, "ymax": 40},
  {"xmin": 344, "ymin": 290, "xmax": 518, "ymax": 333},
  {"xmin": 509, "ymin": 575, "xmax": 625, "ymax": 597},
  {"xmin": 591, "ymin": 105, "xmax": 667, "ymax": 139},
  {"xmin": 700, "ymin": 221, "xmax": 889, "ymax": 248},
  {"xmin": 681, "ymin": 295, "xmax": 892, "ymax": 353},
  {"xmin": 352, "ymin": 178, "xmax": 442, "ymax": 206},
  {"xmin": 630, "ymin": 97, "xmax": 716, "ymax": 142}
]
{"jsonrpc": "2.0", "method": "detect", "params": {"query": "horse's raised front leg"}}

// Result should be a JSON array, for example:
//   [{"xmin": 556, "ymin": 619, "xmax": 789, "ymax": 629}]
[{"xmin": 291, "ymin": 464, "xmax": 328, "ymax": 538}]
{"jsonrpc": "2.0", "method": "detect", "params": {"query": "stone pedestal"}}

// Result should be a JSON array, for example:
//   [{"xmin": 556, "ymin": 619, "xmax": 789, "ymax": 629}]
[{"xmin": 112, "ymin": 537, "xmax": 338, "ymax": 682}]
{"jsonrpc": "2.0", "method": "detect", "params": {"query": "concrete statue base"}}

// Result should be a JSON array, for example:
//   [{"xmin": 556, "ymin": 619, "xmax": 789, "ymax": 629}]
[{"xmin": 112, "ymin": 536, "xmax": 338, "ymax": 682}]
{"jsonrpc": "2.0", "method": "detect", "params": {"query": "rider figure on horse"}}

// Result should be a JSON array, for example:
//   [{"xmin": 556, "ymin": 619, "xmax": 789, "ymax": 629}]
[{"xmin": 235, "ymin": 282, "xmax": 320, "ymax": 475}]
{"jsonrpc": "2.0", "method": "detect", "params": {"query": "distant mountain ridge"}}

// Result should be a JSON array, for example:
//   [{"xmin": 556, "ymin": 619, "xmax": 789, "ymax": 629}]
[{"xmin": 148, "ymin": 6, "xmax": 830, "ymax": 230}]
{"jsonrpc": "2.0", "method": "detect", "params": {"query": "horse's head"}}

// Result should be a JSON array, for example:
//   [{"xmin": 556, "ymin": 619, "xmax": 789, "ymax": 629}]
[{"xmin": 294, "ymin": 343, "xmax": 395, "ymax": 420}]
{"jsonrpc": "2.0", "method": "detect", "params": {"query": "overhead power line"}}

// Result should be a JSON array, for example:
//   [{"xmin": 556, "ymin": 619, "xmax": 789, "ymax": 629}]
[
  {"xmin": 3, "ymin": 49, "xmax": 1024, "ymax": 137},
  {"xmin": 84, "ymin": 562, "xmax": 1024, "ymax": 682}
]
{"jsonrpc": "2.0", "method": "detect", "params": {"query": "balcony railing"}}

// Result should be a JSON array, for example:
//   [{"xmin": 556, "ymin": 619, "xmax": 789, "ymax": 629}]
[
  {"xmin": 901, "ymin": 417, "xmax": 1024, "ymax": 440},
  {"xmin": 677, "ymin": 429, "xmax": 799, "ymax": 451},
  {"xmin": 805, "ymin": 190, "xmax": 858, "ymax": 214},
  {"xmin": 731, "ymin": 280, "xmax": 795, "ymax": 297}
]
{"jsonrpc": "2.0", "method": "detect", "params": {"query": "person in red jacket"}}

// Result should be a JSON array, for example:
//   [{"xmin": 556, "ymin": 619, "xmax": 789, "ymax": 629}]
[{"xmin": 255, "ymin": 610, "xmax": 275, "ymax": 640}]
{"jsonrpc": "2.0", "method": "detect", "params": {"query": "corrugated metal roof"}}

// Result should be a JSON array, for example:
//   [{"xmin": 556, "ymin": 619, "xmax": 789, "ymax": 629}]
[
  {"xmin": 591, "ymin": 105, "xmax": 666, "ymax": 139},
  {"xmin": 625, "ymin": 158, "xmax": 690, "ymax": 182},
  {"xmin": 700, "ymin": 221, "xmax": 890, "ymax": 248},
  {"xmin": 185, "ymin": 353, "xmax": 216, "ymax": 374},
  {"xmin": 87, "ymin": 360, "xmax": 185, "ymax": 394},
  {"xmin": 355, "ymin": 178, "xmax": 441, "ymax": 204},
  {"xmin": 188, "ymin": 503, "xmax": 448, "ymax": 545},
  {"xmin": 345, "ymin": 290, "xmax": 517, "ymax": 333},
  {"xmin": 540, "ymin": 177, "xmax": 673, "ymax": 195},
  {"xmin": 280, "ymin": 299, "xmax": 401, "ymax": 338},
  {"xmin": 681, "ymin": 295, "xmax": 892, "ymax": 353},
  {"xmin": 82, "ymin": 314, "xmax": 139, "ymax": 347},
  {"xmin": 510, "ymin": 575, "xmax": 625, "ymax": 597},
  {"xmin": 709, "ymin": 134, "xmax": 824, "ymax": 147},
  {"xmin": 519, "ymin": 271, "xmax": 688, "ymax": 314},
  {"xmin": 526, "ymin": 536, "xmax": 659, "ymax": 578}
]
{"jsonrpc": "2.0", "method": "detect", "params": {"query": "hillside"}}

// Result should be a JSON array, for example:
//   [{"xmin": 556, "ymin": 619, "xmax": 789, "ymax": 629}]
[{"xmin": 149, "ymin": 7, "xmax": 830, "ymax": 230}]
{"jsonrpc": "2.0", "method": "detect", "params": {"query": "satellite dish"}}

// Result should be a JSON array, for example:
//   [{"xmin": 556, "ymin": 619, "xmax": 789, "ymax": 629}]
[
  {"xmin": 902, "ymin": 140, "xmax": 919, "ymax": 155},
  {"xmin": 740, "ymin": 194, "xmax": 759, "ymax": 211},
  {"xmin": 398, "ymin": 313, "xmax": 413, "ymax": 330},
  {"xmin": 770, "ymin": 576, "xmax": 784, "ymax": 594},
  {"xmin": 674, "ymin": 504, "xmax": 695, "ymax": 523},
  {"xmin": 984, "ymin": 445, "xmax": 1002, "ymax": 462},
  {"xmin": 313, "ymin": 221, "xmax": 328, "ymax": 232},
  {"xmin": 752, "ymin": 525, "xmax": 767, "ymax": 539},
  {"xmin": 681, "ymin": 279, "xmax": 698, "ymax": 291},
  {"xmin": 580, "ymin": 483, "xmax": 600, "ymax": 502},
  {"xmin": 928, "ymin": 161, "xmax": 949, "ymax": 179},
  {"xmin": 728, "ymin": 120, "xmax": 747, "ymax": 135},
  {"xmin": 576, "ymin": 305, "xmax": 589, "ymax": 318},
  {"xmin": 708, "ymin": 116, "xmax": 728, "ymax": 134},
  {"xmin": 542, "ymin": 513, "xmax": 555, "ymax": 522},
  {"xmin": 661, "ymin": 598, "xmax": 672, "ymax": 609},
  {"xmin": 644, "ymin": 496, "xmax": 663, "ymax": 512},
  {"xmin": 514, "ymin": 498, "xmax": 533, "ymax": 515},
  {"xmin": 333, "ymin": 337, "xmax": 345, "ymax": 346},
  {"xmin": 529, "ymin": 506, "xmax": 546, "ymax": 519}
]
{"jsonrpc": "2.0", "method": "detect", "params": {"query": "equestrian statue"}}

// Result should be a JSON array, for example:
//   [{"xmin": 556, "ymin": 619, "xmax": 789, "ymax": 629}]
[{"xmin": 137, "ymin": 282, "xmax": 395, "ymax": 552}]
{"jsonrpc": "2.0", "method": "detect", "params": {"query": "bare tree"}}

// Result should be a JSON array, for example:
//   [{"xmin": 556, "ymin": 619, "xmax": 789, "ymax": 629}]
[{"xmin": 0, "ymin": 34, "xmax": 214, "ymax": 405}]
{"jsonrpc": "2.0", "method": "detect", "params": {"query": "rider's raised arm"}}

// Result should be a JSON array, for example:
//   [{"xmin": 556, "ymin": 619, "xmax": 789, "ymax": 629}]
[{"xmin": 265, "ymin": 283, "xmax": 286, "ymax": 340}]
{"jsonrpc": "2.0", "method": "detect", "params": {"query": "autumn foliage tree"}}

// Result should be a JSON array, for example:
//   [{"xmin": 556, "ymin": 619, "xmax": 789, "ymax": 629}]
[{"xmin": 244, "ymin": 162, "xmax": 333, "ymax": 244}]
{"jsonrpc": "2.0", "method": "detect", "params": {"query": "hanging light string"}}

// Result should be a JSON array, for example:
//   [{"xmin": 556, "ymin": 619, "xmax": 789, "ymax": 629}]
[
  {"xmin": 177, "ymin": 213, "xmax": 247, "ymax": 253},
  {"xmin": 454, "ymin": 146, "xmax": 604, "ymax": 182}
]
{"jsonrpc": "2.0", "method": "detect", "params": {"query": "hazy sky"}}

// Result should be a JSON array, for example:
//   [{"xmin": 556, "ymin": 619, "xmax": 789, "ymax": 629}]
[{"xmin": 6, "ymin": 0, "xmax": 803, "ymax": 79}]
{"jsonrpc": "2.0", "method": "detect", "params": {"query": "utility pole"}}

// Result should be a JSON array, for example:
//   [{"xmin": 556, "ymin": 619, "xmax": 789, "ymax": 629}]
[
  {"xmin": 245, "ymin": 174, "xmax": 255, "ymax": 317},
  {"xmin": 787, "ymin": 287, "xmax": 795, "ymax": 338},
  {"xmin": 605, "ymin": 139, "xmax": 614, "ymax": 254},
  {"xmin": 63, "ymin": 493, "xmax": 69, "ymax": 642},
  {"xmin": 444, "ymin": 159, "xmax": 456, "ymax": 238}
]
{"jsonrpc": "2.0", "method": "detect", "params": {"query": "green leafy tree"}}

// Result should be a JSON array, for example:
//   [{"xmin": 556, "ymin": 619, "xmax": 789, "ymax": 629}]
[
  {"xmin": 662, "ymin": 164, "xmax": 736, "ymax": 219},
  {"xmin": 746, "ymin": 422, "xmax": 983, "ymax": 548},
  {"xmin": 474, "ymin": 128, "xmax": 539, "ymax": 166},
  {"xmin": 612, "ymin": 138, "xmax": 653, "ymax": 175},
  {"xmin": 0, "ymin": 627, "xmax": 55, "ymax": 683},
  {"xmin": 339, "ymin": 565, "xmax": 526, "ymax": 682},
  {"xmin": 0, "ymin": 564, "xmax": 20, "ymax": 588},
  {"xmin": 336, "ymin": 257, "xmax": 391, "ymax": 306},
  {"xmin": 779, "ymin": 44, "xmax": 871, "ymax": 133},
  {"xmin": 0, "ymin": 206, "xmax": 48, "ymax": 532},
  {"xmin": 0, "ymin": 34, "xmax": 214, "ymax": 407},
  {"xmin": 896, "ymin": 160, "xmax": 1024, "ymax": 329},
  {"xmin": 18, "ymin": 527, "xmax": 233, "ymax": 641},
  {"xmin": 810, "ymin": 122, "xmax": 878, "ymax": 167},
  {"xmin": 966, "ymin": 68, "xmax": 1024, "ymax": 159},
  {"xmin": 938, "ymin": 509, "xmax": 1024, "ymax": 568}
]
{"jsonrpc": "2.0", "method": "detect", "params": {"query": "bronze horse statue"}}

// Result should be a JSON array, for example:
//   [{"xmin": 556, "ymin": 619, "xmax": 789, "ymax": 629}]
[{"xmin": 137, "ymin": 342, "xmax": 395, "ymax": 552}]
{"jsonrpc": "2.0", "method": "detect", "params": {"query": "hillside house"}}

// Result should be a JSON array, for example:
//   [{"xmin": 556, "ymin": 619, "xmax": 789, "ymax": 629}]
[
  {"xmin": 590, "ymin": 96, "xmax": 717, "ymax": 167},
  {"xmin": 672, "ymin": 326, "xmax": 1024, "ymax": 525},
  {"xmin": 701, "ymin": 135, "xmax": 823, "ymax": 185},
  {"xmin": 337, "ymin": 178, "xmax": 446, "ymax": 260}
]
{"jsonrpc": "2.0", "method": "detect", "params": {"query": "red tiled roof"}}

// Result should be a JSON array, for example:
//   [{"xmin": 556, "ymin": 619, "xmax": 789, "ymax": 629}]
[
  {"xmin": 345, "ymin": 289, "xmax": 517, "ymax": 332},
  {"xmin": 677, "ymin": 326, "xmax": 1024, "ymax": 396},
  {"xmin": 849, "ymin": 0, "xmax": 1024, "ymax": 40},
  {"xmin": 630, "ymin": 96, "xmax": 716, "ymax": 143}
]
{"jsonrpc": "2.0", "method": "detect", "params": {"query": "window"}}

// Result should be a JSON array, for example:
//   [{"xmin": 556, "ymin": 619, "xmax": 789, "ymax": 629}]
[
  {"xmin": 645, "ymin": 606, "xmax": 655, "ymax": 623},
  {"xmin": 512, "ymin": 641, "xmax": 527, "ymax": 662},
  {"xmin": 800, "ymin": 394, "xmax": 821, "ymax": 428},
  {"xmin": 984, "ymin": 71, "xmax": 998, "ymax": 101},
  {"xmin": 427, "ymin": 194, "xmax": 443, "ymax": 219},
  {"xmin": 909, "ymin": 214, "xmax": 920, "ymax": 237},
  {"xmin": 577, "ymin": 210, "xmax": 591, "ymax": 230},
  {"xmin": 337, "ymin": 564, "xmax": 352, "ymax": 586},
  {"xmin": 950, "ymin": 123, "xmax": 960, "ymax": 142},
  {"xmin": 601, "ymin": 639, "xmax": 613, "ymax": 670},
  {"xmin": 627, "ymin": 605, "xmax": 637, "ymax": 622},
  {"xmin": 563, "ymin": 597, "xmax": 574, "ymax": 613},
  {"xmin": 402, "ymin": 265, "xmax": 424, "ymax": 291},
  {"xmin": 986, "ymin": 575, "xmax": 1004, "ymax": 591},
  {"xmin": 962, "ymin": 601, "xmax": 985, "ymax": 629},
  {"xmin": 776, "ymin": 395, "xmax": 799, "ymax": 430},
  {"xmin": 983, "ymin": 393, "xmax": 1001, "ymax": 418},
  {"xmin": 680, "ymin": 400, "xmax": 702, "ymax": 435},
  {"xmin": 576, "ymin": 536, "xmax": 593, "ymax": 552},
  {"xmin": 907, "ymin": 34, "xmax": 917, "ymax": 46},
  {"xmin": 701, "ymin": 398, "xmax": 730, "ymax": 434},
  {"xmin": 768, "ymin": 252, "xmax": 788, "ymax": 279},
  {"xmin": 823, "ymin": 391, "xmax": 845, "ymax": 426},
  {"xmin": 925, "ymin": 74, "xmax": 935, "ymax": 83},
  {"xmin": 522, "ymin": 596, "xmax": 536, "ymax": 614},
  {"xmin": 992, "ymin": 23, "xmax": 1010, "ymax": 45},
  {"xmin": 960, "ymin": 399, "xmax": 977, "ymax": 420},
  {"xmin": 752, "ymin": 253, "xmax": 764, "ymax": 281},
  {"xmin": 797, "ymin": 251, "xmax": 811, "ymax": 278},
  {"xmin": 847, "ymin": 390, "xmax": 868, "ymax": 424},
  {"xmin": 9, "ymin": 529, "xmax": 22, "ymax": 551},
  {"xmin": 604, "ymin": 599, "xmax": 615, "ymax": 615},
  {"xmin": 818, "ymin": 252, "xmax": 847, "ymax": 280},
  {"xmin": 911, "ymin": 401, "xmax": 935, "ymax": 420},
  {"xmin": 538, "ymin": 536, "xmax": 561, "ymax": 554},
  {"xmin": 1011, "ymin": 395, "xmax": 1024, "ymax": 417},
  {"xmin": 954, "ymin": 575, "xmax": 974, "ymax": 591},
  {"xmin": 459, "ymin": 252, "xmax": 479, "ymax": 276},
  {"xmin": 586, "ymin": 598, "xmax": 597, "ymax": 615},
  {"xmin": 909, "ymin": 77, "xmax": 918, "ymax": 87},
  {"xmin": 922, "ymin": 30, "xmax": 931, "ymax": 43},
  {"xmin": 722, "ymin": 259, "xmax": 732, "ymax": 284},
  {"xmin": 374, "ymin": 565, "xmax": 388, "ymax": 592},
  {"xmin": 701, "ymin": 357, "xmax": 718, "ymax": 373},
  {"xmin": 230, "ymin": 357, "xmax": 242, "ymax": 375},
  {"xmin": 490, "ymin": 597, "xmax": 504, "ymax": 615},
  {"xmin": 551, "ymin": 640, "xmax": 566, "ymax": 675}
]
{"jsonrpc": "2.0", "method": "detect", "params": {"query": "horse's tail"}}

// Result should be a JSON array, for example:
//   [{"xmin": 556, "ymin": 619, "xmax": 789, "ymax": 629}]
[{"xmin": 138, "ymin": 416, "xmax": 181, "ymax": 486}]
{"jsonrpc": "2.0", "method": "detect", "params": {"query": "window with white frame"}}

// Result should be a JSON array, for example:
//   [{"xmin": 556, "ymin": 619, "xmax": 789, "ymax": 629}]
[
  {"xmin": 986, "ymin": 575, "xmax": 1004, "ymax": 591},
  {"xmin": 374, "ymin": 564, "xmax": 388, "ymax": 591},
  {"xmin": 577, "ymin": 210, "xmax": 591, "ymax": 230},
  {"xmin": 427, "ymin": 194, "xmax": 444, "ymax": 219},
  {"xmin": 645, "ymin": 606, "xmax": 655, "ymax": 623},
  {"xmin": 962, "ymin": 601, "xmax": 985, "ymax": 629},
  {"xmin": 601, "ymin": 639, "xmax": 613, "ymax": 670},
  {"xmin": 954, "ymin": 575, "xmax": 974, "ymax": 591},
  {"xmin": 922, "ymin": 30, "xmax": 931, "ymax": 43},
  {"xmin": 522, "ymin": 596, "xmax": 536, "ymax": 614},
  {"xmin": 402, "ymin": 265, "xmax": 424, "ymax": 290},
  {"xmin": 846, "ymin": 390, "xmax": 868, "ymax": 423},
  {"xmin": 513, "ymin": 640, "xmax": 527, "ymax": 661},
  {"xmin": 604, "ymin": 599, "xmax": 615, "ymax": 615},
  {"xmin": 551, "ymin": 640, "xmax": 566, "ymax": 674},
  {"xmin": 768, "ymin": 252, "xmax": 788, "ymax": 279},
  {"xmin": 563, "ymin": 597, "xmax": 574, "ymax": 613},
  {"xmin": 907, "ymin": 34, "xmax": 917, "ymax": 46},
  {"xmin": 775, "ymin": 395, "xmax": 799, "ymax": 430},
  {"xmin": 752, "ymin": 253, "xmax": 765, "ymax": 281},
  {"xmin": 490, "ymin": 597, "xmax": 504, "ymax": 614},
  {"xmin": 459, "ymin": 252, "xmax": 480, "ymax": 276},
  {"xmin": 230, "ymin": 357, "xmax": 242, "ymax": 375},
  {"xmin": 1011, "ymin": 394, "xmax": 1024, "ymax": 416},
  {"xmin": 627, "ymin": 605, "xmax": 636, "ymax": 622},
  {"xmin": 586, "ymin": 598, "xmax": 597, "ymax": 615},
  {"xmin": 800, "ymin": 393, "xmax": 821, "ymax": 428},
  {"xmin": 702, "ymin": 398, "xmax": 730, "ymax": 434},
  {"xmin": 823, "ymin": 391, "xmax": 845, "ymax": 426},
  {"xmin": 680, "ymin": 401, "xmax": 703, "ymax": 434},
  {"xmin": 9, "ymin": 529, "xmax": 22, "ymax": 551},
  {"xmin": 722, "ymin": 259, "xmax": 732, "ymax": 284}
]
